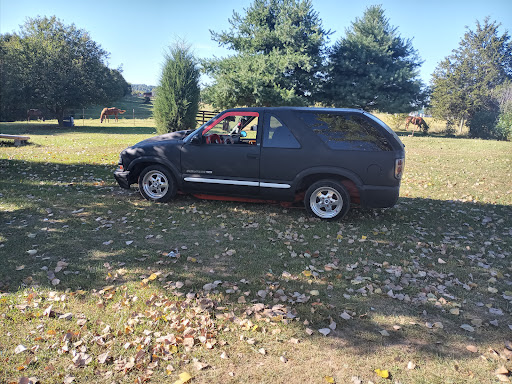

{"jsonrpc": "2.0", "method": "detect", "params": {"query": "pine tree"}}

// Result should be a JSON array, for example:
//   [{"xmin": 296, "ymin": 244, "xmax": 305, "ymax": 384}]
[
  {"xmin": 154, "ymin": 42, "xmax": 200, "ymax": 134},
  {"xmin": 430, "ymin": 18, "xmax": 512, "ymax": 137},
  {"xmin": 324, "ymin": 5, "xmax": 424, "ymax": 113},
  {"xmin": 203, "ymin": 0, "xmax": 329, "ymax": 108}
]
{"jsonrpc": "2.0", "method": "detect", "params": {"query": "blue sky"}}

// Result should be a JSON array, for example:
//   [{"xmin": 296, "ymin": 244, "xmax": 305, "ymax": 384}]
[{"xmin": 1, "ymin": 0, "xmax": 511, "ymax": 87}]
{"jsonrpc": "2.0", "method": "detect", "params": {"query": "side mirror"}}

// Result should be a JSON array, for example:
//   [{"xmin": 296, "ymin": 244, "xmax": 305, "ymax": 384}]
[{"xmin": 190, "ymin": 135, "xmax": 202, "ymax": 145}]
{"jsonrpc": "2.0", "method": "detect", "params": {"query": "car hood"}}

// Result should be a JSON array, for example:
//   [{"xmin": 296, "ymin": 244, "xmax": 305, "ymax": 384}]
[{"xmin": 132, "ymin": 129, "xmax": 192, "ymax": 147}]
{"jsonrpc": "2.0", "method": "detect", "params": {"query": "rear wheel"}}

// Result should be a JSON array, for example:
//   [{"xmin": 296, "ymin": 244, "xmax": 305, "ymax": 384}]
[
  {"xmin": 304, "ymin": 180, "xmax": 350, "ymax": 220},
  {"xmin": 138, "ymin": 165, "xmax": 177, "ymax": 203}
]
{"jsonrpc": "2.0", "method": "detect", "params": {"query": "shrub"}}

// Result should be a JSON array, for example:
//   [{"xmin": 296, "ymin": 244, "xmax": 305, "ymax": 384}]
[
  {"xmin": 496, "ymin": 110, "xmax": 512, "ymax": 141},
  {"xmin": 388, "ymin": 113, "xmax": 409, "ymax": 130},
  {"xmin": 467, "ymin": 109, "xmax": 501, "ymax": 140},
  {"xmin": 153, "ymin": 41, "xmax": 200, "ymax": 134}
]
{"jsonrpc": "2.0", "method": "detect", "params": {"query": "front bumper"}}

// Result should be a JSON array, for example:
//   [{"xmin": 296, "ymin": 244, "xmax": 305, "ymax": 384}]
[{"xmin": 114, "ymin": 168, "xmax": 132, "ymax": 189}]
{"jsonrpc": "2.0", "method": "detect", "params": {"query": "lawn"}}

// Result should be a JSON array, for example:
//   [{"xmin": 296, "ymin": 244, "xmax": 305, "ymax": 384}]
[{"xmin": 1, "ymin": 118, "xmax": 511, "ymax": 384}]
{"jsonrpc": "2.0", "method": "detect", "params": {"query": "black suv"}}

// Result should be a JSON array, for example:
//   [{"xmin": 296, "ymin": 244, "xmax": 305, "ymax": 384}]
[{"xmin": 114, "ymin": 107, "xmax": 405, "ymax": 220}]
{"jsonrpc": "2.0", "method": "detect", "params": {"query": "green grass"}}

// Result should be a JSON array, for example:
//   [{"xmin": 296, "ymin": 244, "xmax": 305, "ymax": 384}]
[{"xmin": 1, "ymin": 119, "xmax": 512, "ymax": 384}]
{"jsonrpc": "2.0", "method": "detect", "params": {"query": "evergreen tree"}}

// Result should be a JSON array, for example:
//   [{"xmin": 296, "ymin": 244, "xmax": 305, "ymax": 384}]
[
  {"xmin": 0, "ymin": 16, "xmax": 128, "ymax": 124},
  {"xmin": 430, "ymin": 18, "xmax": 512, "ymax": 137},
  {"xmin": 324, "ymin": 5, "xmax": 424, "ymax": 113},
  {"xmin": 154, "ymin": 41, "xmax": 200, "ymax": 134},
  {"xmin": 203, "ymin": 0, "xmax": 329, "ymax": 108}
]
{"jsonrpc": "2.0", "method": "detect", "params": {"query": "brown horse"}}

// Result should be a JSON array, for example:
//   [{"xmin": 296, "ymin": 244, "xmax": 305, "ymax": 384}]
[
  {"xmin": 27, "ymin": 109, "xmax": 45, "ymax": 122},
  {"xmin": 405, "ymin": 116, "xmax": 429, "ymax": 135},
  {"xmin": 100, "ymin": 107, "xmax": 126, "ymax": 123}
]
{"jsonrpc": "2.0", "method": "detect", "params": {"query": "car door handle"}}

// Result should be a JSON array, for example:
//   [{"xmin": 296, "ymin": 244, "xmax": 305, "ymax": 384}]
[{"xmin": 247, "ymin": 154, "xmax": 259, "ymax": 159}]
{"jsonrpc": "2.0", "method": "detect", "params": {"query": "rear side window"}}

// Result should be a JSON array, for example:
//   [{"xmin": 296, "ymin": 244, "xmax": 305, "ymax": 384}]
[
  {"xmin": 263, "ymin": 115, "xmax": 301, "ymax": 149},
  {"xmin": 299, "ymin": 112, "xmax": 392, "ymax": 151}
]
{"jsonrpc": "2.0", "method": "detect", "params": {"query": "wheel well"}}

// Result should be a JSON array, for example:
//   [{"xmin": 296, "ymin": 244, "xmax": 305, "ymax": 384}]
[
  {"xmin": 128, "ymin": 162, "xmax": 175, "ymax": 185},
  {"xmin": 298, "ymin": 174, "xmax": 361, "ymax": 205}
]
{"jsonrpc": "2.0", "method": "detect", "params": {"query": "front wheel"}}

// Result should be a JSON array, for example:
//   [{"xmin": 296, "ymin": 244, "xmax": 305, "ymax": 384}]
[
  {"xmin": 304, "ymin": 180, "xmax": 350, "ymax": 220},
  {"xmin": 138, "ymin": 165, "xmax": 177, "ymax": 203}
]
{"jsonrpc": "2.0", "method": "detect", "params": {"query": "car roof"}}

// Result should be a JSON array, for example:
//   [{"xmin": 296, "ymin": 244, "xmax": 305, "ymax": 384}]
[{"xmin": 222, "ymin": 107, "xmax": 366, "ymax": 114}]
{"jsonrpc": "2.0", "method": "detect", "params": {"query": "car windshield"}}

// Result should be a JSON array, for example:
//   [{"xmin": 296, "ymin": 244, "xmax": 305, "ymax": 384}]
[{"xmin": 183, "ymin": 114, "xmax": 223, "ymax": 143}]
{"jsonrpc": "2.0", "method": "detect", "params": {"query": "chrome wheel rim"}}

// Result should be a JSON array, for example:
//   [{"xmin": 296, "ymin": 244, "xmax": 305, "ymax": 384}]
[
  {"xmin": 309, "ymin": 186, "xmax": 343, "ymax": 219},
  {"xmin": 142, "ymin": 170, "xmax": 169, "ymax": 199}
]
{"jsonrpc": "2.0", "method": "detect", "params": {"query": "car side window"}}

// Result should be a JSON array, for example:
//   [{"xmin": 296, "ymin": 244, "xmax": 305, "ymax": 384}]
[
  {"xmin": 262, "ymin": 115, "xmax": 300, "ymax": 148},
  {"xmin": 299, "ymin": 112, "xmax": 392, "ymax": 151},
  {"xmin": 203, "ymin": 114, "xmax": 259, "ymax": 145}
]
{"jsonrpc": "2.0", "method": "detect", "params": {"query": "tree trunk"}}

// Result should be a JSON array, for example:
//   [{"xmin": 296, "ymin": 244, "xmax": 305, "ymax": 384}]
[
  {"xmin": 459, "ymin": 117, "xmax": 465, "ymax": 133},
  {"xmin": 57, "ymin": 109, "xmax": 64, "ymax": 126}
]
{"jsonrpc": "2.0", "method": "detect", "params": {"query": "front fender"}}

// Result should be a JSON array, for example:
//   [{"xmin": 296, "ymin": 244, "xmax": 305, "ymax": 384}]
[{"xmin": 127, "ymin": 156, "xmax": 182, "ymax": 187}]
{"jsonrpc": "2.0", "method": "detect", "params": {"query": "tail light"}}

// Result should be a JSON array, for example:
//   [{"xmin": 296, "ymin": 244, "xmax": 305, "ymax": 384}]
[{"xmin": 395, "ymin": 158, "xmax": 404, "ymax": 179}]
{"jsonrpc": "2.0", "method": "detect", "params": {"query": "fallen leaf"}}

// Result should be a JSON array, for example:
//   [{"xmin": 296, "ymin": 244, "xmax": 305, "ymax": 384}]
[
  {"xmin": 58, "ymin": 313, "xmax": 73, "ymax": 320},
  {"xmin": 173, "ymin": 371, "xmax": 192, "ymax": 384},
  {"xmin": 193, "ymin": 360, "xmax": 209, "ymax": 371},
  {"xmin": 496, "ymin": 366, "xmax": 510, "ymax": 375},
  {"xmin": 496, "ymin": 374, "xmax": 511, "ymax": 383},
  {"xmin": 460, "ymin": 324, "xmax": 475, "ymax": 332},
  {"xmin": 449, "ymin": 308, "xmax": 460, "ymax": 315},
  {"xmin": 324, "ymin": 376, "xmax": 336, "ymax": 383},
  {"xmin": 97, "ymin": 352, "xmax": 110, "ymax": 364},
  {"xmin": 340, "ymin": 311, "xmax": 352, "ymax": 320},
  {"xmin": 374, "ymin": 368, "xmax": 390, "ymax": 378},
  {"xmin": 15, "ymin": 345, "xmax": 27, "ymax": 354},
  {"xmin": 466, "ymin": 345, "xmax": 478, "ymax": 353}
]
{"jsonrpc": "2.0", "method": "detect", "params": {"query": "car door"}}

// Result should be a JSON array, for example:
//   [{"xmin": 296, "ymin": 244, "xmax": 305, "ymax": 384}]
[{"xmin": 180, "ymin": 112, "xmax": 261, "ymax": 196}]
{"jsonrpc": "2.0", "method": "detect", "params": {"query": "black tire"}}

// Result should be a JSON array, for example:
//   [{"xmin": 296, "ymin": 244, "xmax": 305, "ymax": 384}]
[
  {"xmin": 138, "ymin": 165, "xmax": 177, "ymax": 203},
  {"xmin": 304, "ymin": 179, "xmax": 350, "ymax": 220}
]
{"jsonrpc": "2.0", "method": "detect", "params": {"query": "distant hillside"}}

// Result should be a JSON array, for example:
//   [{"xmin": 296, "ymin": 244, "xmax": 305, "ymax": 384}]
[{"xmin": 131, "ymin": 84, "xmax": 157, "ymax": 94}]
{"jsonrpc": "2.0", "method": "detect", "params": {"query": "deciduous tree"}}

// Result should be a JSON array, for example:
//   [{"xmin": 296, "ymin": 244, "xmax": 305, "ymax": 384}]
[{"xmin": 0, "ymin": 16, "xmax": 128, "ymax": 124}]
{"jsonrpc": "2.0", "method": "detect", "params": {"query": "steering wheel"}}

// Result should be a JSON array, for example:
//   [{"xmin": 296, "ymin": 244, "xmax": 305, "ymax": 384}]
[{"xmin": 205, "ymin": 134, "xmax": 222, "ymax": 144}]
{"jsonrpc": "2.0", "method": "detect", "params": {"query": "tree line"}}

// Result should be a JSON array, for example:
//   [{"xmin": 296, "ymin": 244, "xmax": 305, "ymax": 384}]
[
  {"xmin": 157, "ymin": 1, "xmax": 511, "ymax": 139},
  {"xmin": 1, "ymin": 2, "xmax": 511, "ymax": 139},
  {"xmin": 0, "ymin": 16, "xmax": 130, "ymax": 125}
]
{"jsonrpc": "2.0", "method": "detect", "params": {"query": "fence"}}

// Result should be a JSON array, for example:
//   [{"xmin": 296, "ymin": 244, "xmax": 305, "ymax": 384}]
[
  {"xmin": 73, "ymin": 109, "xmax": 217, "ymax": 124},
  {"xmin": 196, "ymin": 110, "xmax": 218, "ymax": 124},
  {"xmin": 24, "ymin": 105, "xmax": 218, "ymax": 127}
]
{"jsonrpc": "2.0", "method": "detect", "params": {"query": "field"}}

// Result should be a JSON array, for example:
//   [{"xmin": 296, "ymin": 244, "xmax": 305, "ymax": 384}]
[{"xmin": 1, "ymin": 116, "xmax": 512, "ymax": 384}]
